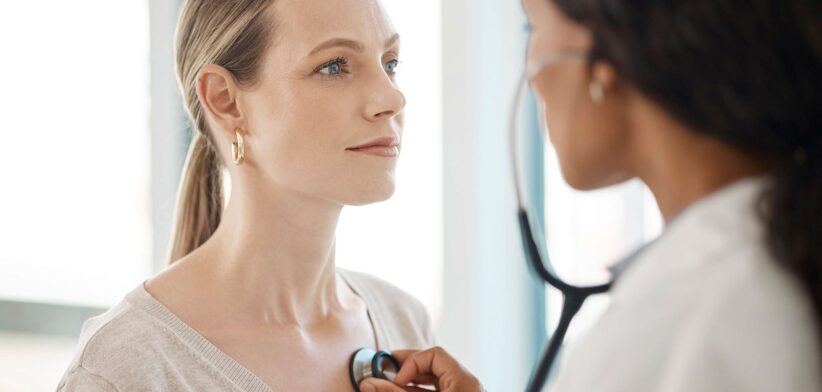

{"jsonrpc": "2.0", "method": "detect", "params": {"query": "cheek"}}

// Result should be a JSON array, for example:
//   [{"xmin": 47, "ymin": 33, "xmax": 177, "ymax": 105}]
[
  {"xmin": 262, "ymin": 85, "xmax": 351, "ymax": 148},
  {"xmin": 534, "ymin": 71, "xmax": 625, "ymax": 189},
  {"xmin": 244, "ymin": 86, "xmax": 350, "ymax": 181},
  {"xmin": 244, "ymin": 83, "xmax": 397, "ymax": 203},
  {"xmin": 533, "ymin": 68, "xmax": 582, "ymax": 148}
]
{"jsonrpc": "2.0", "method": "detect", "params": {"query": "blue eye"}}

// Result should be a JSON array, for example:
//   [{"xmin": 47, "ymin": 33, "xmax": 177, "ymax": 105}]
[
  {"xmin": 385, "ymin": 59, "xmax": 400, "ymax": 74},
  {"xmin": 317, "ymin": 57, "xmax": 348, "ymax": 76},
  {"xmin": 323, "ymin": 63, "xmax": 341, "ymax": 75}
]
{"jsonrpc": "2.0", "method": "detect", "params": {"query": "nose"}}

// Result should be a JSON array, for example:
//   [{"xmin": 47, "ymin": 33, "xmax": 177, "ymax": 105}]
[{"xmin": 364, "ymin": 73, "xmax": 406, "ymax": 121}]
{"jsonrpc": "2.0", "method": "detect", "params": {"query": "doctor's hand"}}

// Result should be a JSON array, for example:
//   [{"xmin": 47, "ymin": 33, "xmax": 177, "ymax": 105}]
[{"xmin": 359, "ymin": 347, "xmax": 485, "ymax": 392}]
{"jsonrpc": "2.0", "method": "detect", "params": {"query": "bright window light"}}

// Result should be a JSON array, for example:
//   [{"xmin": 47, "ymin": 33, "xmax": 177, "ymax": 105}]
[
  {"xmin": 0, "ymin": 1, "xmax": 152, "ymax": 307},
  {"xmin": 543, "ymin": 145, "xmax": 664, "ymax": 340}
]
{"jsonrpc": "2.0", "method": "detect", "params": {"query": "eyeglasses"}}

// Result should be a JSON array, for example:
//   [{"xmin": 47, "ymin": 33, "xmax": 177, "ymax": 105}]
[
  {"xmin": 510, "ymin": 50, "xmax": 591, "ymax": 210},
  {"xmin": 526, "ymin": 50, "xmax": 590, "ymax": 79}
]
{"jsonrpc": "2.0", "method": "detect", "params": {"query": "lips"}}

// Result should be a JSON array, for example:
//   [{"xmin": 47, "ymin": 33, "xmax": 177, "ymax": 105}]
[{"xmin": 347, "ymin": 136, "xmax": 401, "ymax": 158}]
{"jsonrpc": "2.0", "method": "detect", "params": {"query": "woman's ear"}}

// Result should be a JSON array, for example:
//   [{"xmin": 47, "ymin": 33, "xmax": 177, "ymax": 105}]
[
  {"xmin": 591, "ymin": 60, "xmax": 618, "ymax": 91},
  {"xmin": 196, "ymin": 64, "xmax": 245, "ymax": 139}
]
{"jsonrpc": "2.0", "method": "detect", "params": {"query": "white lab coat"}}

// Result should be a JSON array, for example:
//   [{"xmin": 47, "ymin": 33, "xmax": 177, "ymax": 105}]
[{"xmin": 549, "ymin": 176, "xmax": 822, "ymax": 392}]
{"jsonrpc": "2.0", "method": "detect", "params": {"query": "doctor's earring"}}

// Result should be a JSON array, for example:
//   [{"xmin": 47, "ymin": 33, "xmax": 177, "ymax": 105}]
[
  {"xmin": 589, "ymin": 80, "xmax": 605, "ymax": 104},
  {"xmin": 231, "ymin": 128, "xmax": 245, "ymax": 165}
]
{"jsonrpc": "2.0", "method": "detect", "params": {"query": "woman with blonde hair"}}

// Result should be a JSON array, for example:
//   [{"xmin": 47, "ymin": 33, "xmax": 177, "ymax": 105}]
[{"xmin": 58, "ymin": 0, "xmax": 433, "ymax": 390}]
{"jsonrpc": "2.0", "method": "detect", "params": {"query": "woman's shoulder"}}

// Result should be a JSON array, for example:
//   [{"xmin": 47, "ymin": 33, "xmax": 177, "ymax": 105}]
[
  {"xmin": 670, "ymin": 247, "xmax": 822, "ymax": 390},
  {"xmin": 66, "ymin": 285, "xmax": 155, "ymax": 362},
  {"xmin": 338, "ymin": 268, "xmax": 415, "ymax": 299},
  {"xmin": 707, "ymin": 244, "xmax": 816, "ymax": 328},
  {"xmin": 57, "ymin": 284, "xmax": 193, "ymax": 390},
  {"xmin": 338, "ymin": 268, "xmax": 436, "ymax": 348},
  {"xmin": 338, "ymin": 269, "xmax": 426, "ymax": 315}
]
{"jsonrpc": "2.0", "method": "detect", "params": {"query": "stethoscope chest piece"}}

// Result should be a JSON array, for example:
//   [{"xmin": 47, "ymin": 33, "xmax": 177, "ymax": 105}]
[{"xmin": 349, "ymin": 348, "xmax": 400, "ymax": 392}]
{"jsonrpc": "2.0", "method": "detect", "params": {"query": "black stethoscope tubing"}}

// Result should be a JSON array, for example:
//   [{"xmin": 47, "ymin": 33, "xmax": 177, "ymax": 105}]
[{"xmin": 510, "ymin": 74, "xmax": 614, "ymax": 392}]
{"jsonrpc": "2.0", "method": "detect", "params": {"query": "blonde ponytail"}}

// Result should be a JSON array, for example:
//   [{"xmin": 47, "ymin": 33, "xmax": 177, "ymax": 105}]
[
  {"xmin": 167, "ymin": 133, "xmax": 224, "ymax": 262},
  {"xmin": 167, "ymin": 0, "xmax": 275, "ymax": 264}
]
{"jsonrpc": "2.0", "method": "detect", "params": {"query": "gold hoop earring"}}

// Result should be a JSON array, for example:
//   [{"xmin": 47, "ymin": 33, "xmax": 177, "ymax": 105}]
[
  {"xmin": 232, "ymin": 129, "xmax": 245, "ymax": 165},
  {"xmin": 589, "ymin": 81, "xmax": 605, "ymax": 104}
]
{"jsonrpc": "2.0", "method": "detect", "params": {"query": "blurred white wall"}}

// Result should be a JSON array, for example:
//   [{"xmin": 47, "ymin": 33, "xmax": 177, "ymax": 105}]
[{"xmin": 439, "ymin": 1, "xmax": 545, "ymax": 391}]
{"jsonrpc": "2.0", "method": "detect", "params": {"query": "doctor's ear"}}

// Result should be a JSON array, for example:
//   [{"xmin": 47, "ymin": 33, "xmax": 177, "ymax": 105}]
[
  {"xmin": 589, "ymin": 61, "xmax": 619, "ymax": 103},
  {"xmin": 196, "ymin": 64, "xmax": 247, "ymax": 139}
]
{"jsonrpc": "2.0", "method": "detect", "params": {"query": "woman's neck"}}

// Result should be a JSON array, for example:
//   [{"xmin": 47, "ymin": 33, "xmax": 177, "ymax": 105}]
[
  {"xmin": 193, "ymin": 182, "xmax": 350, "ymax": 328},
  {"xmin": 631, "ymin": 107, "xmax": 771, "ymax": 223}
]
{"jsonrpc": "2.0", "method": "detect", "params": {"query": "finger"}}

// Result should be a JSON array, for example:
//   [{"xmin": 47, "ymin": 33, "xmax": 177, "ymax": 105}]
[
  {"xmin": 404, "ymin": 375, "xmax": 437, "ymax": 385},
  {"xmin": 393, "ymin": 347, "xmax": 464, "ymax": 386},
  {"xmin": 386, "ymin": 349, "xmax": 437, "ymax": 384},
  {"xmin": 359, "ymin": 378, "xmax": 405, "ymax": 392},
  {"xmin": 359, "ymin": 378, "xmax": 432, "ymax": 392},
  {"xmin": 386, "ymin": 349, "xmax": 421, "ymax": 364}
]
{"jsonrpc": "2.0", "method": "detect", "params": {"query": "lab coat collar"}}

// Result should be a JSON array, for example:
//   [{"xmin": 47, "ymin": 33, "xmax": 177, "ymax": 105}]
[
  {"xmin": 607, "ymin": 175, "xmax": 771, "ymax": 293},
  {"xmin": 607, "ymin": 243, "xmax": 653, "ymax": 282}
]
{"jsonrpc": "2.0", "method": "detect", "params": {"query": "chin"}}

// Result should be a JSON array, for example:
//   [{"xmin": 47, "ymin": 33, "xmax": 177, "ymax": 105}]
[
  {"xmin": 562, "ymin": 172, "xmax": 599, "ymax": 191},
  {"xmin": 556, "ymin": 154, "xmax": 593, "ymax": 190},
  {"xmin": 556, "ymin": 148, "xmax": 633, "ymax": 191},
  {"xmin": 562, "ymin": 165, "xmax": 633, "ymax": 191},
  {"xmin": 343, "ymin": 182, "xmax": 397, "ymax": 206}
]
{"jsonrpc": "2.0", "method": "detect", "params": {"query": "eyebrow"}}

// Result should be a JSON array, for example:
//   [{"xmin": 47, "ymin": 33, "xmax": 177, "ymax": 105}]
[{"xmin": 307, "ymin": 33, "xmax": 401, "ymax": 57}]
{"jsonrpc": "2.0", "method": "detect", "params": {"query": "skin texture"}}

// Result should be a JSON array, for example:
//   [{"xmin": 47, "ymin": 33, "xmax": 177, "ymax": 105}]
[
  {"xmin": 362, "ymin": 0, "xmax": 770, "ymax": 390},
  {"xmin": 145, "ymin": 0, "xmax": 405, "ymax": 390}
]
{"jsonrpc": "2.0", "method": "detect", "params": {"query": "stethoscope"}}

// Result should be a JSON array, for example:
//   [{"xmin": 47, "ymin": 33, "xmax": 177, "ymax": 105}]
[
  {"xmin": 349, "ymin": 347, "xmax": 400, "ymax": 392},
  {"xmin": 510, "ymin": 52, "xmax": 615, "ymax": 392}
]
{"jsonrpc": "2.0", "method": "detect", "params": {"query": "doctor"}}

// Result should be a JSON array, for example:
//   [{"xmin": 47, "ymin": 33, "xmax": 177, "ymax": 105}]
[{"xmin": 362, "ymin": 0, "xmax": 822, "ymax": 391}]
